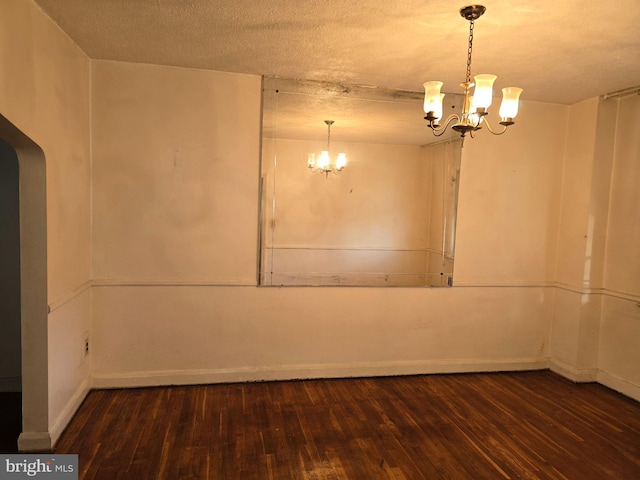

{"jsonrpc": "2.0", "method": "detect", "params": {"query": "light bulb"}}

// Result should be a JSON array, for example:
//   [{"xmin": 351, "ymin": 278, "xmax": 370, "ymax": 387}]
[
  {"xmin": 336, "ymin": 153, "xmax": 346, "ymax": 171},
  {"xmin": 468, "ymin": 96, "xmax": 482, "ymax": 125}
]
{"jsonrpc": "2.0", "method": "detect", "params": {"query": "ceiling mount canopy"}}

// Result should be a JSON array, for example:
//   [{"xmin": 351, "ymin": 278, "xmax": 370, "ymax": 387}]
[
  {"xmin": 423, "ymin": 5, "xmax": 523, "ymax": 138},
  {"xmin": 459, "ymin": 4, "xmax": 486, "ymax": 20}
]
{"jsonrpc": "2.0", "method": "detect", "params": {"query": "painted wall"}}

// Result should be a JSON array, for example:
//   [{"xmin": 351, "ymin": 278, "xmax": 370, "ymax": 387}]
[
  {"xmin": 549, "ymin": 98, "xmax": 603, "ymax": 379},
  {"xmin": 90, "ymin": 60, "xmax": 566, "ymax": 388},
  {"xmin": 91, "ymin": 61, "xmax": 260, "ymax": 285},
  {"xmin": 548, "ymin": 94, "xmax": 640, "ymax": 401},
  {"xmin": 424, "ymin": 139, "xmax": 462, "ymax": 286},
  {"xmin": 260, "ymin": 138, "xmax": 442, "ymax": 286},
  {"xmin": 0, "ymin": 0, "xmax": 91, "ymax": 448},
  {"xmin": 454, "ymin": 100, "xmax": 567, "ymax": 287},
  {"xmin": 92, "ymin": 285, "xmax": 552, "ymax": 387},
  {"xmin": 0, "ymin": 139, "xmax": 21, "ymax": 391},
  {"xmin": 598, "ymin": 94, "xmax": 640, "ymax": 398}
]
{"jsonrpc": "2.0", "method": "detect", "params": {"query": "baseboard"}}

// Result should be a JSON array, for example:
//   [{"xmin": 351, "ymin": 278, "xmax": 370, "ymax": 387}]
[
  {"xmin": 49, "ymin": 376, "xmax": 92, "ymax": 448},
  {"xmin": 91, "ymin": 357, "xmax": 550, "ymax": 389},
  {"xmin": 549, "ymin": 358, "xmax": 598, "ymax": 382},
  {"xmin": 0, "ymin": 376, "xmax": 21, "ymax": 392},
  {"xmin": 597, "ymin": 370, "xmax": 640, "ymax": 402},
  {"xmin": 18, "ymin": 431, "xmax": 52, "ymax": 452}
]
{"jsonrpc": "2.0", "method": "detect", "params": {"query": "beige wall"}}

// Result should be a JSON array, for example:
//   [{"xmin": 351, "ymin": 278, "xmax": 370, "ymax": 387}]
[
  {"xmin": 90, "ymin": 60, "xmax": 566, "ymax": 388},
  {"xmin": 261, "ymin": 138, "xmax": 437, "ymax": 286},
  {"xmin": 549, "ymin": 98, "xmax": 602, "ymax": 378},
  {"xmin": 0, "ymin": 0, "xmax": 92, "ymax": 449},
  {"xmin": 424, "ymin": 139, "xmax": 462, "ymax": 286},
  {"xmin": 603, "ymin": 94, "xmax": 640, "ymax": 295},
  {"xmin": 0, "ymin": 1, "xmax": 91, "ymax": 300},
  {"xmin": 91, "ymin": 61, "xmax": 261, "ymax": 284},
  {"xmin": 598, "ymin": 94, "xmax": 640, "ymax": 397},
  {"xmin": 548, "ymin": 94, "xmax": 640, "ymax": 400},
  {"xmin": 454, "ymin": 100, "xmax": 567, "ymax": 286},
  {"xmin": 92, "ymin": 285, "xmax": 552, "ymax": 387}
]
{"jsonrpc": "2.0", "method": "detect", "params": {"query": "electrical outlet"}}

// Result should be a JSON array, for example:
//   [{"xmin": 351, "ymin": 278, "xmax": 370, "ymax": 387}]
[{"xmin": 81, "ymin": 332, "xmax": 90, "ymax": 364}]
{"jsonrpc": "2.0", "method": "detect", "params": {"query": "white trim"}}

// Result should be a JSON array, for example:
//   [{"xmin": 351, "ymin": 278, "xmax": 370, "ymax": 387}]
[
  {"xmin": 49, "ymin": 376, "xmax": 91, "ymax": 448},
  {"xmin": 92, "ymin": 279, "xmax": 255, "ymax": 287},
  {"xmin": 91, "ymin": 357, "xmax": 549, "ymax": 389},
  {"xmin": 84, "ymin": 280, "xmax": 640, "ymax": 303},
  {"xmin": 447, "ymin": 281, "xmax": 640, "ymax": 302},
  {"xmin": 553, "ymin": 282, "xmax": 640, "ymax": 302},
  {"xmin": 451, "ymin": 280, "xmax": 553, "ymax": 288},
  {"xmin": 549, "ymin": 358, "xmax": 598, "ymax": 383},
  {"xmin": 90, "ymin": 278, "xmax": 552, "ymax": 288},
  {"xmin": 267, "ymin": 245, "xmax": 438, "ymax": 253},
  {"xmin": 597, "ymin": 370, "xmax": 640, "ymax": 402},
  {"xmin": 17, "ymin": 432, "xmax": 52, "ymax": 453},
  {"xmin": 48, "ymin": 280, "xmax": 92, "ymax": 313}
]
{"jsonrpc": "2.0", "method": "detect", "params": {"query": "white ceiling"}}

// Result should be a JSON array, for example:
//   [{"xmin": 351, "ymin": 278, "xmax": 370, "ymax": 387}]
[{"xmin": 33, "ymin": 0, "xmax": 640, "ymax": 105}]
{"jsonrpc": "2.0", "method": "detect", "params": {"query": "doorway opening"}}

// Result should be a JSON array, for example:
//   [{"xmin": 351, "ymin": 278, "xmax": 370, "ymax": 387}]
[
  {"xmin": 0, "ymin": 138, "xmax": 21, "ymax": 452},
  {"xmin": 0, "ymin": 114, "xmax": 49, "ymax": 452}
]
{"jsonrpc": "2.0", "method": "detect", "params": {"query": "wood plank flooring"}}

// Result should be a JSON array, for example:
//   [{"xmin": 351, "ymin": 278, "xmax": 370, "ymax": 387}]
[{"xmin": 54, "ymin": 371, "xmax": 640, "ymax": 479}]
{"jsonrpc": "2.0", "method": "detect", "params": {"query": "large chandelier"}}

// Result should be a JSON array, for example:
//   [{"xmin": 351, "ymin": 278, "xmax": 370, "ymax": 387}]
[
  {"xmin": 423, "ymin": 5, "xmax": 523, "ymax": 138},
  {"xmin": 308, "ymin": 120, "xmax": 346, "ymax": 177}
]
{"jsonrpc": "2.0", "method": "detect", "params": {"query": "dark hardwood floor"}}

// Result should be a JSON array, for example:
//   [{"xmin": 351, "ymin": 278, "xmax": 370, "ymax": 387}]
[{"xmin": 54, "ymin": 371, "xmax": 640, "ymax": 479}]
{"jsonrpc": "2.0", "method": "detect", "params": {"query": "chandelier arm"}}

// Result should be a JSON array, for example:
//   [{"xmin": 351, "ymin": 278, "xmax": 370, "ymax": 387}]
[
  {"xmin": 429, "ymin": 114, "xmax": 460, "ymax": 136},
  {"xmin": 482, "ymin": 117, "xmax": 509, "ymax": 135}
]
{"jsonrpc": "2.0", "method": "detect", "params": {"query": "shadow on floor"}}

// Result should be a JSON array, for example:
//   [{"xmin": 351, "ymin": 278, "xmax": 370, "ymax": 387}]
[{"xmin": 0, "ymin": 392, "xmax": 21, "ymax": 453}]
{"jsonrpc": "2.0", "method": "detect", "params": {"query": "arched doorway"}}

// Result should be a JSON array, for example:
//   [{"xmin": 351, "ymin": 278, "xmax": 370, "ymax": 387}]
[
  {"xmin": 0, "ymin": 114, "xmax": 50, "ymax": 452},
  {"xmin": 0, "ymin": 138, "xmax": 21, "ymax": 452}
]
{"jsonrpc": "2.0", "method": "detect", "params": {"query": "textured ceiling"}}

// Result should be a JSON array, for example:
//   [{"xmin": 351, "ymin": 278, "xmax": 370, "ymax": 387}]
[
  {"xmin": 261, "ymin": 77, "xmax": 465, "ymax": 145},
  {"xmin": 34, "ymin": 0, "xmax": 640, "ymax": 105}
]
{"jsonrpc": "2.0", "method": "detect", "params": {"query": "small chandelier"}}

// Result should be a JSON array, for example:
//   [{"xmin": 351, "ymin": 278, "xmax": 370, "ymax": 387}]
[
  {"xmin": 308, "ymin": 120, "xmax": 346, "ymax": 177},
  {"xmin": 423, "ymin": 5, "xmax": 523, "ymax": 138}
]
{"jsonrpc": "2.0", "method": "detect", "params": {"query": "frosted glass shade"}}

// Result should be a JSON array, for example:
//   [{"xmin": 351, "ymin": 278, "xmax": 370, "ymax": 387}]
[
  {"xmin": 308, "ymin": 153, "xmax": 316, "ymax": 168},
  {"xmin": 423, "ymin": 81, "xmax": 444, "ymax": 118},
  {"xmin": 473, "ymin": 74, "xmax": 497, "ymax": 109},
  {"xmin": 499, "ymin": 87, "xmax": 523, "ymax": 119},
  {"xmin": 336, "ymin": 153, "xmax": 347, "ymax": 170}
]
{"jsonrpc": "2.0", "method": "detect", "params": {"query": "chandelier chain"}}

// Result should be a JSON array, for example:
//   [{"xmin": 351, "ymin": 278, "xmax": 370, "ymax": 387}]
[{"xmin": 466, "ymin": 19, "xmax": 474, "ymax": 83}]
